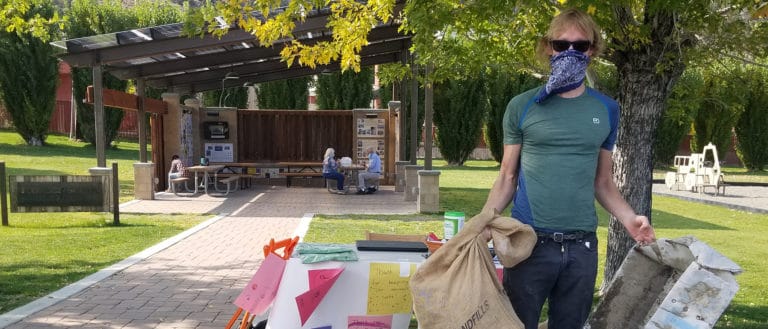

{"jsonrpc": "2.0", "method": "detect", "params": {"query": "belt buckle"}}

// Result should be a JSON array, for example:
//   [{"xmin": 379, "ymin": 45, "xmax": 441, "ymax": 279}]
[{"xmin": 553, "ymin": 232, "xmax": 564, "ymax": 243}]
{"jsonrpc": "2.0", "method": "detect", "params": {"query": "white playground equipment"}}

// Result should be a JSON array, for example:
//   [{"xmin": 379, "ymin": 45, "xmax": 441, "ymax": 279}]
[{"xmin": 664, "ymin": 142, "xmax": 728, "ymax": 195}]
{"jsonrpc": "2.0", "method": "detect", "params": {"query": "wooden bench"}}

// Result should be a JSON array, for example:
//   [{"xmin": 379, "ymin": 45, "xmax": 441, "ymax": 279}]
[
  {"xmin": 170, "ymin": 177, "xmax": 191, "ymax": 196},
  {"xmin": 238, "ymin": 174, "xmax": 259, "ymax": 189},
  {"xmin": 282, "ymin": 172, "xmax": 323, "ymax": 187}
]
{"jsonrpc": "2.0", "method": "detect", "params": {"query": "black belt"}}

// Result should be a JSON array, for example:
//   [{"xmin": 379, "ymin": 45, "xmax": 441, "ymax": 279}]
[{"xmin": 535, "ymin": 230, "xmax": 590, "ymax": 242}]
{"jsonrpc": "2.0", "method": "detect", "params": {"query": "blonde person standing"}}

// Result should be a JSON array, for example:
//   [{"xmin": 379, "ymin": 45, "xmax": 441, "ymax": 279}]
[{"xmin": 481, "ymin": 9, "xmax": 655, "ymax": 329}]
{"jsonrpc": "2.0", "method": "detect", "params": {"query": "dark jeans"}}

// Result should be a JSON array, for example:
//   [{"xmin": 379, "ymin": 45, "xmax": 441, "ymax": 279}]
[
  {"xmin": 503, "ymin": 232, "xmax": 598, "ymax": 329},
  {"xmin": 322, "ymin": 172, "xmax": 345, "ymax": 190}
]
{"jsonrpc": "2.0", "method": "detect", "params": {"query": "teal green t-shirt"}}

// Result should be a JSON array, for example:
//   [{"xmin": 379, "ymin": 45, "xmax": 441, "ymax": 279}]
[{"xmin": 502, "ymin": 86, "xmax": 619, "ymax": 232}]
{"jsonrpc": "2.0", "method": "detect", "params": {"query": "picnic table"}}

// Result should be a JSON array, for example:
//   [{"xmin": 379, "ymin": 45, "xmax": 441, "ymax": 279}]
[
  {"xmin": 214, "ymin": 161, "xmax": 324, "ymax": 187},
  {"xmin": 186, "ymin": 165, "xmax": 225, "ymax": 195}
]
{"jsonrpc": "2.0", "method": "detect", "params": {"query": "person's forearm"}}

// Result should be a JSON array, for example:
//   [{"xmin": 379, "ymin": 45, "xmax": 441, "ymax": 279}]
[
  {"xmin": 594, "ymin": 179, "xmax": 638, "ymax": 227},
  {"xmin": 483, "ymin": 171, "xmax": 517, "ymax": 213}
]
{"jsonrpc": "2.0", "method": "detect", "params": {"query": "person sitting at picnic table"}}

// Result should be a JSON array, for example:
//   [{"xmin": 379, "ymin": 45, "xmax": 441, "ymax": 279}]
[
  {"xmin": 357, "ymin": 147, "xmax": 381, "ymax": 194},
  {"xmin": 167, "ymin": 154, "xmax": 186, "ymax": 192},
  {"xmin": 322, "ymin": 147, "xmax": 347, "ymax": 195}
]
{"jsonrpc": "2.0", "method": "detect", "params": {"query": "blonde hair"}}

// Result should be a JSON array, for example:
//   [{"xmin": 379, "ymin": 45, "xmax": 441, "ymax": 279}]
[
  {"xmin": 535, "ymin": 8, "xmax": 604, "ymax": 63},
  {"xmin": 324, "ymin": 148, "xmax": 335, "ymax": 159}
]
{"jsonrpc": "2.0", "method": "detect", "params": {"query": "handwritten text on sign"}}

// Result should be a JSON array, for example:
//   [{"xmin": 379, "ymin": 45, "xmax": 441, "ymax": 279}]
[{"xmin": 367, "ymin": 262, "xmax": 416, "ymax": 315}]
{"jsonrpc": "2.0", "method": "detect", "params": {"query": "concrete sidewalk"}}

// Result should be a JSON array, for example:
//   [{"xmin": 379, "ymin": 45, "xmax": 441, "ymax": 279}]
[
  {"xmin": 652, "ymin": 183, "xmax": 768, "ymax": 214},
  {"xmin": 1, "ymin": 185, "xmax": 416, "ymax": 329}
]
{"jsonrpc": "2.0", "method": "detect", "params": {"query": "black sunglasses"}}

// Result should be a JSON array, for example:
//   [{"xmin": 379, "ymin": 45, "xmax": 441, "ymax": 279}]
[{"xmin": 550, "ymin": 40, "xmax": 591, "ymax": 52}]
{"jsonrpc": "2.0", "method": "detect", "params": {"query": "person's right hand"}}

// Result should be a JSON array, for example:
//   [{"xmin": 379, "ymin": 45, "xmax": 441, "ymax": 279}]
[{"xmin": 481, "ymin": 226, "xmax": 492, "ymax": 242}]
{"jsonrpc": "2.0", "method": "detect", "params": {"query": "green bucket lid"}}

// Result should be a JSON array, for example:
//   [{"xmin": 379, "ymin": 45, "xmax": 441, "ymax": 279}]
[{"xmin": 444, "ymin": 211, "xmax": 465, "ymax": 218}]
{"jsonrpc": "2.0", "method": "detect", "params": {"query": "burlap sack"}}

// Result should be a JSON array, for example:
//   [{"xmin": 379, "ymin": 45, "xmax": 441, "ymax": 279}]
[{"xmin": 410, "ymin": 208, "xmax": 537, "ymax": 329}]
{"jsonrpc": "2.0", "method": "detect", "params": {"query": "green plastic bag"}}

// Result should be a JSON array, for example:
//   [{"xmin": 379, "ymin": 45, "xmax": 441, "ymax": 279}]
[{"xmin": 294, "ymin": 243, "xmax": 359, "ymax": 264}]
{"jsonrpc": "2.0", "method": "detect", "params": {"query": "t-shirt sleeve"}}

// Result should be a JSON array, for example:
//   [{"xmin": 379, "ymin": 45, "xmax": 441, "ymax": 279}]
[
  {"xmin": 601, "ymin": 98, "xmax": 620, "ymax": 151},
  {"xmin": 502, "ymin": 95, "xmax": 527, "ymax": 145}
]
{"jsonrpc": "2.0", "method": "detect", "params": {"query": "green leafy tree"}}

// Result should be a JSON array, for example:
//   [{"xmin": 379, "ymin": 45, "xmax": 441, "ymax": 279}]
[
  {"xmin": 0, "ymin": 0, "xmax": 64, "ymax": 42},
  {"xmin": 72, "ymin": 69, "xmax": 128, "ymax": 144},
  {"xmin": 188, "ymin": 0, "xmax": 768, "ymax": 286},
  {"xmin": 316, "ymin": 68, "xmax": 373, "ymax": 110},
  {"xmin": 0, "ymin": 0, "xmax": 60, "ymax": 145},
  {"xmin": 256, "ymin": 77, "xmax": 310, "ymax": 109},
  {"xmin": 654, "ymin": 70, "xmax": 703, "ymax": 166},
  {"xmin": 377, "ymin": 82, "xmax": 393, "ymax": 110},
  {"xmin": 484, "ymin": 69, "xmax": 540, "ymax": 163},
  {"xmin": 184, "ymin": 0, "xmax": 395, "ymax": 73},
  {"xmin": 734, "ymin": 67, "xmax": 768, "ymax": 171},
  {"xmin": 434, "ymin": 77, "xmax": 488, "ymax": 165},
  {"xmin": 377, "ymin": 63, "xmax": 425, "ymax": 161},
  {"xmin": 202, "ymin": 87, "xmax": 248, "ymax": 108},
  {"xmin": 588, "ymin": 60, "xmax": 618, "ymax": 98},
  {"xmin": 68, "ymin": 0, "xmax": 181, "ymax": 146},
  {"xmin": 692, "ymin": 67, "xmax": 743, "ymax": 160}
]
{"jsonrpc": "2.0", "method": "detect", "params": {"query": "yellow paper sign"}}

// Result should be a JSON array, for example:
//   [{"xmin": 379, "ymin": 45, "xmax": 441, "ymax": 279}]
[{"xmin": 367, "ymin": 262, "xmax": 417, "ymax": 315}]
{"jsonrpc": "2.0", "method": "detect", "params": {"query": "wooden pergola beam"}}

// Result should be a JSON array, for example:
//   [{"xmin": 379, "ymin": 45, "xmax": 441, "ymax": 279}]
[{"xmin": 85, "ymin": 86, "xmax": 167, "ymax": 114}]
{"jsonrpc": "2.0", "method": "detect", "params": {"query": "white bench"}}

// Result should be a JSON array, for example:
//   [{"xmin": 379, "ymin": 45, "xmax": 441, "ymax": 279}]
[
  {"xmin": 216, "ymin": 176, "xmax": 240, "ymax": 195},
  {"xmin": 170, "ymin": 177, "xmax": 191, "ymax": 196}
]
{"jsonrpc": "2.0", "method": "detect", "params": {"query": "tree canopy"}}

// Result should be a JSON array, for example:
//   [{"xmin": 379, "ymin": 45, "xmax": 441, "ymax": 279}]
[
  {"xmin": 0, "ymin": 0, "xmax": 64, "ymax": 42},
  {"xmin": 0, "ymin": 0, "xmax": 59, "ymax": 145}
]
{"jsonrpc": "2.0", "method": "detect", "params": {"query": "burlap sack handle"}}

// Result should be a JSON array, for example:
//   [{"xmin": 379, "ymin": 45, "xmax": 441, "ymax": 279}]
[{"xmin": 432, "ymin": 208, "xmax": 536, "ymax": 269}]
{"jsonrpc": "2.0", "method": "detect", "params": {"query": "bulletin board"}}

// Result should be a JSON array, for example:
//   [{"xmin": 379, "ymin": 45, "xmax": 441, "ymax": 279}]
[
  {"xmin": 204, "ymin": 143, "xmax": 234, "ymax": 163},
  {"xmin": 266, "ymin": 251, "xmax": 423, "ymax": 329},
  {"xmin": 353, "ymin": 110, "xmax": 389, "ymax": 175}
]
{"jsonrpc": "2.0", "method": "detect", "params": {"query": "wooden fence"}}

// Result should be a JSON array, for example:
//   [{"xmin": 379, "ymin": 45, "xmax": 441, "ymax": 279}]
[{"xmin": 237, "ymin": 110, "xmax": 354, "ymax": 162}]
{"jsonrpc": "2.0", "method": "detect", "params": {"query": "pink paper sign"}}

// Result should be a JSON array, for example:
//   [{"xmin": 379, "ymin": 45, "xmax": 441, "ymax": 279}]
[
  {"xmin": 309, "ymin": 268, "xmax": 343, "ymax": 289},
  {"xmin": 348, "ymin": 315, "xmax": 393, "ymax": 329},
  {"xmin": 233, "ymin": 253, "xmax": 287, "ymax": 315},
  {"xmin": 295, "ymin": 268, "xmax": 344, "ymax": 325}
]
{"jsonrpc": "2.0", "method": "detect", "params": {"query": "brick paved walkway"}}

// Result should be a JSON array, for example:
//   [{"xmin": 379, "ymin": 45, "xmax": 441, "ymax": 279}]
[{"xmin": 1, "ymin": 185, "xmax": 416, "ymax": 329}]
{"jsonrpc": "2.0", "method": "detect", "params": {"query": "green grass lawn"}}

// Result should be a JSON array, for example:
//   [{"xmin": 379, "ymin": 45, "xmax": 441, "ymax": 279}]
[
  {"xmin": 306, "ymin": 159, "xmax": 768, "ymax": 329},
  {"xmin": 0, "ymin": 129, "xmax": 143, "ymax": 203},
  {"xmin": 0, "ymin": 129, "xmax": 208, "ymax": 313}
]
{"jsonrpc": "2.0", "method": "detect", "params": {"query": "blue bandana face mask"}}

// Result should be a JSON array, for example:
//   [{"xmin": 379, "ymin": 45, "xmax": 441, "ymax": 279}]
[{"xmin": 534, "ymin": 50, "xmax": 590, "ymax": 103}]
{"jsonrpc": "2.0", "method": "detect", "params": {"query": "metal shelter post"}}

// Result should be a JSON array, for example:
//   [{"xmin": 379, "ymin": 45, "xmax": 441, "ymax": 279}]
[
  {"xmin": 93, "ymin": 65, "xmax": 106, "ymax": 167},
  {"xmin": 423, "ymin": 64, "xmax": 433, "ymax": 171},
  {"xmin": 398, "ymin": 50, "xmax": 408, "ymax": 161},
  {"xmin": 409, "ymin": 61, "xmax": 419, "ymax": 165},
  {"xmin": 136, "ymin": 78, "xmax": 148, "ymax": 163}
]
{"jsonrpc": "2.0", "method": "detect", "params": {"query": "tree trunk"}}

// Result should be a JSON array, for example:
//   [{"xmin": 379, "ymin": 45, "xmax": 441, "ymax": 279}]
[
  {"xmin": 602, "ymin": 65, "xmax": 666, "ymax": 292},
  {"xmin": 602, "ymin": 8, "xmax": 687, "ymax": 292}
]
